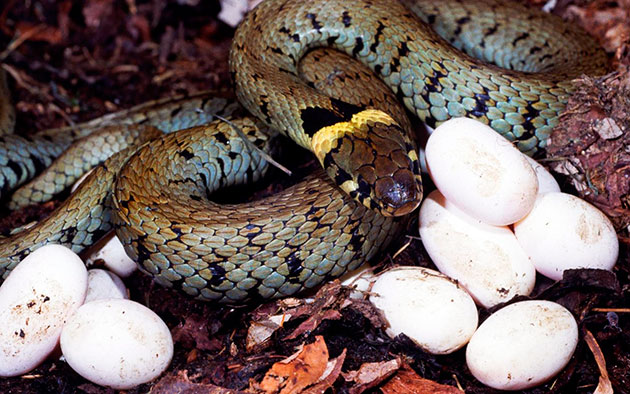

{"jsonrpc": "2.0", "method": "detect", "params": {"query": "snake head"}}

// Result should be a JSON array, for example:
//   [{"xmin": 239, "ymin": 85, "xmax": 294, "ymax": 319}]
[{"xmin": 312, "ymin": 109, "xmax": 422, "ymax": 217}]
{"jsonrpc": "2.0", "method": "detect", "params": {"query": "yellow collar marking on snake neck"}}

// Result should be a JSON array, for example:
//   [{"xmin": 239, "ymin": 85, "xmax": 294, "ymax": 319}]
[{"xmin": 310, "ymin": 109, "xmax": 398, "ymax": 164}]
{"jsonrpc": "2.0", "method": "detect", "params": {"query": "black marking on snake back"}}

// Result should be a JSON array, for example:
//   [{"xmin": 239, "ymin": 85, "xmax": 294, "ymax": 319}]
[
  {"xmin": 426, "ymin": 68, "xmax": 447, "ymax": 93},
  {"xmin": 200, "ymin": 97, "xmax": 210, "ymax": 110},
  {"xmin": 170, "ymin": 106, "xmax": 182, "ymax": 118},
  {"xmin": 521, "ymin": 102, "xmax": 541, "ymax": 133},
  {"xmin": 300, "ymin": 98, "xmax": 362, "ymax": 137},
  {"xmin": 524, "ymin": 102, "xmax": 541, "ymax": 122},
  {"xmin": 207, "ymin": 263, "xmax": 227, "ymax": 286},
  {"xmin": 259, "ymin": 100, "xmax": 270, "ymax": 122},
  {"xmin": 456, "ymin": 16, "xmax": 471, "ymax": 25},
  {"xmin": 512, "ymin": 32, "xmax": 530, "ymax": 46},
  {"xmin": 199, "ymin": 172, "xmax": 211, "ymax": 198},
  {"xmin": 29, "ymin": 153, "xmax": 46, "ymax": 174},
  {"xmin": 370, "ymin": 21, "xmax": 386, "ymax": 52},
  {"xmin": 214, "ymin": 132, "xmax": 228, "ymax": 145},
  {"xmin": 285, "ymin": 253, "xmax": 304, "ymax": 281},
  {"xmin": 178, "ymin": 150, "xmax": 194, "ymax": 160},
  {"xmin": 268, "ymin": 46, "xmax": 284, "ymax": 55},
  {"xmin": 352, "ymin": 37, "xmax": 364, "ymax": 56},
  {"xmin": 13, "ymin": 248, "xmax": 30, "ymax": 263},
  {"xmin": 278, "ymin": 26, "xmax": 300, "ymax": 42},
  {"xmin": 190, "ymin": 194, "xmax": 202, "ymax": 202},
  {"xmin": 60, "ymin": 227, "xmax": 78, "ymax": 244},
  {"xmin": 117, "ymin": 194, "xmax": 133, "ymax": 210},
  {"xmin": 244, "ymin": 224, "xmax": 261, "ymax": 239},
  {"xmin": 426, "ymin": 14, "xmax": 436, "ymax": 25},
  {"xmin": 7, "ymin": 160, "xmax": 24, "ymax": 180},
  {"xmin": 89, "ymin": 228, "xmax": 111, "ymax": 247},
  {"xmin": 397, "ymin": 42, "xmax": 409, "ymax": 58},
  {"xmin": 342, "ymin": 11, "xmax": 352, "ymax": 27},
  {"xmin": 216, "ymin": 157, "xmax": 225, "ymax": 173},
  {"xmin": 390, "ymin": 57, "xmax": 400, "ymax": 74},
  {"xmin": 470, "ymin": 93, "xmax": 491, "ymax": 117},
  {"xmin": 228, "ymin": 151, "xmax": 238, "ymax": 160},
  {"xmin": 327, "ymin": 36, "xmax": 338, "ymax": 46},
  {"xmin": 348, "ymin": 227, "xmax": 365, "ymax": 252},
  {"xmin": 486, "ymin": 23, "xmax": 499, "ymax": 36},
  {"xmin": 245, "ymin": 165, "xmax": 254, "ymax": 183},
  {"xmin": 171, "ymin": 226, "xmax": 183, "ymax": 236},
  {"xmin": 134, "ymin": 241, "xmax": 154, "ymax": 267},
  {"xmin": 306, "ymin": 13, "xmax": 322, "ymax": 31},
  {"xmin": 530, "ymin": 47, "xmax": 542, "ymax": 55}
]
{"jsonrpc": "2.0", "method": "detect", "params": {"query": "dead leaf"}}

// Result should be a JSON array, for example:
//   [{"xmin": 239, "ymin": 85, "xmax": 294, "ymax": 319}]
[
  {"xmin": 14, "ymin": 22, "xmax": 62, "ymax": 45},
  {"xmin": 584, "ymin": 329, "xmax": 614, "ymax": 394},
  {"xmin": 301, "ymin": 349, "xmax": 347, "ymax": 394},
  {"xmin": 281, "ymin": 281, "xmax": 347, "ymax": 340},
  {"xmin": 246, "ymin": 313, "xmax": 291, "ymax": 352},
  {"xmin": 381, "ymin": 364, "xmax": 462, "ymax": 394},
  {"xmin": 343, "ymin": 358, "xmax": 401, "ymax": 394},
  {"xmin": 258, "ymin": 336, "xmax": 329, "ymax": 394}
]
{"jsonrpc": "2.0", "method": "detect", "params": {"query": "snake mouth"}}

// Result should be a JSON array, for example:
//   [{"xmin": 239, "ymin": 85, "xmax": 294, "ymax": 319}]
[{"xmin": 375, "ymin": 169, "xmax": 423, "ymax": 216}]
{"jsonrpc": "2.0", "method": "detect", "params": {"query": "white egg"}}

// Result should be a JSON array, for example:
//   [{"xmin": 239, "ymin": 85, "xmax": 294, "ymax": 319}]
[
  {"xmin": 83, "ymin": 231, "xmax": 137, "ymax": 278},
  {"xmin": 369, "ymin": 267, "xmax": 478, "ymax": 355},
  {"xmin": 466, "ymin": 300, "xmax": 578, "ymax": 390},
  {"xmin": 339, "ymin": 264, "xmax": 375, "ymax": 299},
  {"xmin": 514, "ymin": 192, "xmax": 618, "ymax": 280},
  {"xmin": 0, "ymin": 244, "xmax": 87, "ymax": 377},
  {"xmin": 425, "ymin": 117, "xmax": 538, "ymax": 225},
  {"xmin": 419, "ymin": 190, "xmax": 536, "ymax": 308},
  {"xmin": 84, "ymin": 269, "xmax": 128, "ymax": 303},
  {"xmin": 522, "ymin": 155, "xmax": 560, "ymax": 194},
  {"xmin": 60, "ymin": 299, "xmax": 173, "ymax": 389}
]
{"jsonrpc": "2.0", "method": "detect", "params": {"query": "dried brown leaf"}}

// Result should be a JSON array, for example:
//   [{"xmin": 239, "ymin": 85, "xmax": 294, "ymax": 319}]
[
  {"xmin": 343, "ymin": 358, "xmax": 401, "ymax": 394},
  {"xmin": 381, "ymin": 365, "xmax": 462, "ymax": 394},
  {"xmin": 258, "ymin": 336, "xmax": 329, "ymax": 394},
  {"xmin": 584, "ymin": 329, "xmax": 614, "ymax": 394},
  {"xmin": 301, "ymin": 349, "xmax": 347, "ymax": 394},
  {"xmin": 14, "ymin": 22, "xmax": 62, "ymax": 45}
]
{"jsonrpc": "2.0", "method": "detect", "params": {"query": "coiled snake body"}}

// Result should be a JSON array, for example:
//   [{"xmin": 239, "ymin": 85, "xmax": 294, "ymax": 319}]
[{"xmin": 0, "ymin": 0, "xmax": 606, "ymax": 303}]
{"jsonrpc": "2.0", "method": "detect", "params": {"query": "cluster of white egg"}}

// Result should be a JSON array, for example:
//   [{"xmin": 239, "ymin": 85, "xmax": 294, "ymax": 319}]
[
  {"xmin": 0, "ymin": 243, "xmax": 173, "ymax": 389},
  {"xmin": 344, "ymin": 117, "xmax": 619, "ymax": 390}
]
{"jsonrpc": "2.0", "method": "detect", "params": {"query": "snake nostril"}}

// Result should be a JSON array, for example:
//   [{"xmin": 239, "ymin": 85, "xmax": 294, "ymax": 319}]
[{"xmin": 375, "ymin": 169, "xmax": 422, "ymax": 216}]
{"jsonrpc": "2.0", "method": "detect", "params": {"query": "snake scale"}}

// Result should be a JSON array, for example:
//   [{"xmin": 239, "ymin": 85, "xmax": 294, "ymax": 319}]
[{"xmin": 0, "ymin": 0, "xmax": 606, "ymax": 303}]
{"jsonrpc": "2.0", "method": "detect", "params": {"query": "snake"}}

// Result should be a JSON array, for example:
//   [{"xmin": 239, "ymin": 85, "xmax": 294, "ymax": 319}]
[{"xmin": 0, "ymin": 0, "xmax": 606, "ymax": 303}]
